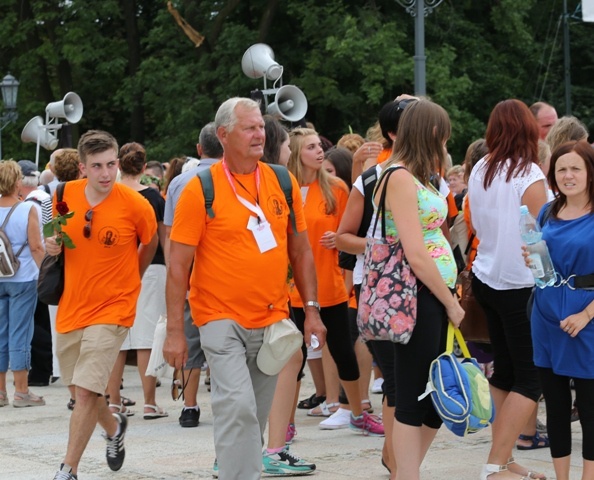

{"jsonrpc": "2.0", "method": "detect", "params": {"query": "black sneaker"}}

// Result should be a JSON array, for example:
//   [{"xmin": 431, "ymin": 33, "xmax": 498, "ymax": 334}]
[
  {"xmin": 103, "ymin": 412, "xmax": 127, "ymax": 471},
  {"xmin": 179, "ymin": 406, "xmax": 200, "ymax": 428},
  {"xmin": 53, "ymin": 463, "xmax": 77, "ymax": 480}
]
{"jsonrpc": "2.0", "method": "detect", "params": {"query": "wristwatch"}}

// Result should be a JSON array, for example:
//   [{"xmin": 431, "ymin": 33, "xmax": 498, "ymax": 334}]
[{"xmin": 304, "ymin": 301, "xmax": 321, "ymax": 312}]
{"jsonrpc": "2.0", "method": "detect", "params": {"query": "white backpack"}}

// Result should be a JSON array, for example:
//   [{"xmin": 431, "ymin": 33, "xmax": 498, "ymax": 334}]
[{"xmin": 0, "ymin": 203, "xmax": 27, "ymax": 277}]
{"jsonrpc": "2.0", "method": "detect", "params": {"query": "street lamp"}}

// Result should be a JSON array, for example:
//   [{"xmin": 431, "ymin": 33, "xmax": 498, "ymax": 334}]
[
  {"xmin": 0, "ymin": 73, "xmax": 20, "ymax": 160},
  {"xmin": 395, "ymin": 0, "xmax": 445, "ymax": 96}
]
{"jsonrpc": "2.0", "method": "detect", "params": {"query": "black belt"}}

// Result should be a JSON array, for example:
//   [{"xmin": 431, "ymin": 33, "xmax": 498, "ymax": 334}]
[{"xmin": 556, "ymin": 274, "xmax": 594, "ymax": 290}]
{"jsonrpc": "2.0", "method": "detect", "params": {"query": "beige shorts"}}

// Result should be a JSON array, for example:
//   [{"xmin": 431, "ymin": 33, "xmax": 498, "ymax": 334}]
[{"xmin": 56, "ymin": 324, "xmax": 129, "ymax": 394}]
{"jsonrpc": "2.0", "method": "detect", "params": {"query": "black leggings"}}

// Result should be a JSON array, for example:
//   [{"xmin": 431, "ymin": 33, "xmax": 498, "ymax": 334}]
[
  {"xmin": 354, "ymin": 283, "xmax": 396, "ymax": 407},
  {"xmin": 471, "ymin": 276, "xmax": 541, "ymax": 402},
  {"xmin": 539, "ymin": 367, "xmax": 594, "ymax": 460},
  {"xmin": 393, "ymin": 286, "xmax": 447, "ymax": 428},
  {"xmin": 294, "ymin": 302, "xmax": 360, "ymax": 382}
]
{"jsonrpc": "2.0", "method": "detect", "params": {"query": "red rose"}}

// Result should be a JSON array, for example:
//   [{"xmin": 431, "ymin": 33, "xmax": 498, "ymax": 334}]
[{"xmin": 56, "ymin": 201, "xmax": 69, "ymax": 215}]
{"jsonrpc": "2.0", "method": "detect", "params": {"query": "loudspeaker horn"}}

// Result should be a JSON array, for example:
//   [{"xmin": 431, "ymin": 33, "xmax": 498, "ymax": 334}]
[
  {"xmin": 266, "ymin": 85, "xmax": 308, "ymax": 122},
  {"xmin": 46, "ymin": 92, "xmax": 83, "ymax": 123},
  {"xmin": 21, "ymin": 116, "xmax": 59, "ymax": 150},
  {"xmin": 241, "ymin": 44, "xmax": 283, "ymax": 81}
]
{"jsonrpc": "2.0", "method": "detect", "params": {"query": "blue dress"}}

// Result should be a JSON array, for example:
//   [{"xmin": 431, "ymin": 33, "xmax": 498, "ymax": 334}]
[{"xmin": 532, "ymin": 208, "xmax": 594, "ymax": 379}]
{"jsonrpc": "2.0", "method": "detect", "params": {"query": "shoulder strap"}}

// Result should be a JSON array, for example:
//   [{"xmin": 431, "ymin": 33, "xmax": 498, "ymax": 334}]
[
  {"xmin": 372, "ymin": 166, "xmax": 405, "ymax": 239},
  {"xmin": 357, "ymin": 166, "xmax": 378, "ymax": 238},
  {"xmin": 539, "ymin": 202, "xmax": 554, "ymax": 229},
  {"xmin": 268, "ymin": 164, "xmax": 297, "ymax": 235},
  {"xmin": 196, "ymin": 169, "xmax": 215, "ymax": 219}
]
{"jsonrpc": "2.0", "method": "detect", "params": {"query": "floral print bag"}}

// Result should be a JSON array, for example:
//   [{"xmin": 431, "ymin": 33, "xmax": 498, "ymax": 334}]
[{"xmin": 357, "ymin": 166, "xmax": 417, "ymax": 344}]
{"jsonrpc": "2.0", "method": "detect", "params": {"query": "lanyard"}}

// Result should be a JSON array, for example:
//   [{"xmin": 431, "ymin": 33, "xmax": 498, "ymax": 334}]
[{"xmin": 222, "ymin": 160, "xmax": 266, "ymax": 221}]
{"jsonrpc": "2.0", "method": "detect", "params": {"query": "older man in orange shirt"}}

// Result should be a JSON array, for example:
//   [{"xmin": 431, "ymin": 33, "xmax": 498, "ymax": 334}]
[{"xmin": 165, "ymin": 98, "xmax": 326, "ymax": 480}]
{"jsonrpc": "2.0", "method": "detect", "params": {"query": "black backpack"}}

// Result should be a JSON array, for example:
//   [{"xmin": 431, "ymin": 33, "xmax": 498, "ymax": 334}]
[
  {"xmin": 338, "ymin": 166, "xmax": 378, "ymax": 270},
  {"xmin": 196, "ymin": 163, "xmax": 298, "ymax": 234}
]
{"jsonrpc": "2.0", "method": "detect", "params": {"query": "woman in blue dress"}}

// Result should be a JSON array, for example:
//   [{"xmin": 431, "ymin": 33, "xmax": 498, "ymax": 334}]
[{"xmin": 530, "ymin": 140, "xmax": 594, "ymax": 480}]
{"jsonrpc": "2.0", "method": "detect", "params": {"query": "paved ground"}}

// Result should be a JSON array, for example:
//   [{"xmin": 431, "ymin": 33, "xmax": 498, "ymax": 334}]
[{"xmin": 0, "ymin": 367, "xmax": 585, "ymax": 479}]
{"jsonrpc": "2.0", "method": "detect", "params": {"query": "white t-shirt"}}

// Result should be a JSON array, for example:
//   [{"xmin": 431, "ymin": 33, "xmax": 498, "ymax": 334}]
[
  {"xmin": 353, "ymin": 165, "xmax": 383, "ymax": 285},
  {"xmin": 468, "ymin": 157, "xmax": 545, "ymax": 290}
]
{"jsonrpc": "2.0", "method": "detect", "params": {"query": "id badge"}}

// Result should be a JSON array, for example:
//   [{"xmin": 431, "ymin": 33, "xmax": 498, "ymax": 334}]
[{"xmin": 247, "ymin": 217, "xmax": 277, "ymax": 253}]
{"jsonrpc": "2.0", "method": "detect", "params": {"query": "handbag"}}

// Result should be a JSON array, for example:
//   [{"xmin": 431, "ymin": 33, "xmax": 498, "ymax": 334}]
[
  {"xmin": 37, "ymin": 183, "xmax": 66, "ymax": 306},
  {"xmin": 456, "ymin": 269, "xmax": 490, "ymax": 343},
  {"xmin": 357, "ymin": 166, "xmax": 417, "ymax": 344},
  {"xmin": 146, "ymin": 314, "xmax": 175, "ymax": 380},
  {"xmin": 419, "ymin": 324, "xmax": 494, "ymax": 437},
  {"xmin": 37, "ymin": 253, "xmax": 65, "ymax": 305}
]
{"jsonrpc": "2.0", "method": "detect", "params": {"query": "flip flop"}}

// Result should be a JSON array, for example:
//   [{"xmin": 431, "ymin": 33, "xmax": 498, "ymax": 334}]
[{"xmin": 144, "ymin": 404, "xmax": 168, "ymax": 420}]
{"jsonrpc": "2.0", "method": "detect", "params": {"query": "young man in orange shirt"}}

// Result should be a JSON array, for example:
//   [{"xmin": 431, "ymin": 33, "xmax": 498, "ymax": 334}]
[
  {"xmin": 164, "ymin": 98, "xmax": 326, "ymax": 480},
  {"xmin": 46, "ymin": 130, "xmax": 158, "ymax": 480}
]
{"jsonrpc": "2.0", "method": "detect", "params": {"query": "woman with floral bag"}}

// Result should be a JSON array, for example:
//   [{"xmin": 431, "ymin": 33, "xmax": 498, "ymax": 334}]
[{"xmin": 369, "ymin": 99, "xmax": 464, "ymax": 480}]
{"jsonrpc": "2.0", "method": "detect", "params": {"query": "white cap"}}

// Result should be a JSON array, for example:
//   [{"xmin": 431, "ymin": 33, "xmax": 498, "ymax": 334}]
[{"xmin": 257, "ymin": 319, "xmax": 303, "ymax": 376}]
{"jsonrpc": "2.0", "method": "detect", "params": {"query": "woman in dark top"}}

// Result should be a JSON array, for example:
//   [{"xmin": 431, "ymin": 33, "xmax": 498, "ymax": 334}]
[{"xmin": 105, "ymin": 142, "xmax": 168, "ymax": 419}]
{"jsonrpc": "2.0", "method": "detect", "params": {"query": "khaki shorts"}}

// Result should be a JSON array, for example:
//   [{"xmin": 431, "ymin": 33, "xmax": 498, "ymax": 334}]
[{"xmin": 56, "ymin": 324, "xmax": 129, "ymax": 394}]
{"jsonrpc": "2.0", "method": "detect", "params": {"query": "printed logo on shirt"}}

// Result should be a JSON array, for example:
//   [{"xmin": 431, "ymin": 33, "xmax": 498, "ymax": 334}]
[
  {"xmin": 267, "ymin": 195, "xmax": 287, "ymax": 218},
  {"xmin": 99, "ymin": 227, "xmax": 120, "ymax": 247}
]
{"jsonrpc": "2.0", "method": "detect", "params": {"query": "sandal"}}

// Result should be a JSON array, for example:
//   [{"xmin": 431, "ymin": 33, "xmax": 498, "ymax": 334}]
[
  {"xmin": 516, "ymin": 431, "xmax": 549, "ymax": 450},
  {"xmin": 143, "ymin": 404, "xmax": 168, "ymax": 420},
  {"xmin": 307, "ymin": 401, "xmax": 339, "ymax": 417},
  {"xmin": 361, "ymin": 399, "xmax": 374, "ymax": 414},
  {"xmin": 297, "ymin": 392, "xmax": 326, "ymax": 410},
  {"xmin": 507, "ymin": 457, "xmax": 547, "ymax": 480},
  {"xmin": 13, "ymin": 390, "xmax": 45, "ymax": 408},
  {"xmin": 67, "ymin": 398, "xmax": 75, "ymax": 411},
  {"xmin": 109, "ymin": 403, "xmax": 134, "ymax": 417},
  {"xmin": 0, "ymin": 390, "xmax": 8, "ymax": 407},
  {"xmin": 481, "ymin": 464, "xmax": 528, "ymax": 480},
  {"xmin": 121, "ymin": 396, "xmax": 136, "ymax": 407}
]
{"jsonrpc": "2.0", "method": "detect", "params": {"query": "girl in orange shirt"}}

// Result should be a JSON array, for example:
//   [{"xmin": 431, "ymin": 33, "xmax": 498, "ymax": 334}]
[{"xmin": 288, "ymin": 128, "xmax": 383, "ymax": 435}]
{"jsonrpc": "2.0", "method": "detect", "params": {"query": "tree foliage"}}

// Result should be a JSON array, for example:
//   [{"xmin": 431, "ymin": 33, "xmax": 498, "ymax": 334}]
[{"xmin": 0, "ymin": 0, "xmax": 591, "ymax": 166}]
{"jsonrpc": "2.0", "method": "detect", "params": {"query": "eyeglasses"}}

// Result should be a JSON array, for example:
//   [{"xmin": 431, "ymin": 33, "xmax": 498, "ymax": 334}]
[{"xmin": 83, "ymin": 209, "xmax": 93, "ymax": 239}]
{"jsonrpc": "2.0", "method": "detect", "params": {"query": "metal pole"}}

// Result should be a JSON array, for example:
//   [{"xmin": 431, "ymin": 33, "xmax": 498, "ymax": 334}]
[
  {"xmin": 563, "ymin": 0, "xmax": 572, "ymax": 115},
  {"xmin": 414, "ymin": 1, "xmax": 426, "ymax": 96},
  {"xmin": 0, "ymin": 127, "xmax": 3, "ymax": 160}
]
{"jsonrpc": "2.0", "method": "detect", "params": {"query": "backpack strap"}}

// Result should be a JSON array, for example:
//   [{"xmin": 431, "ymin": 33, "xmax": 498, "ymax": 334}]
[
  {"xmin": 357, "ymin": 166, "xmax": 378, "ymax": 238},
  {"xmin": 268, "ymin": 164, "xmax": 297, "ymax": 235},
  {"xmin": 196, "ymin": 169, "xmax": 215, "ymax": 219},
  {"xmin": 56, "ymin": 182, "xmax": 65, "ymax": 202},
  {"xmin": 1, "ymin": 202, "xmax": 28, "ymax": 257}
]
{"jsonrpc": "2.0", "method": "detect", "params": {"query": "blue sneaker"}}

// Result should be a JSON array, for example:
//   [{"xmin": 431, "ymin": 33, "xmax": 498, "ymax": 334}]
[{"xmin": 262, "ymin": 446, "xmax": 316, "ymax": 475}]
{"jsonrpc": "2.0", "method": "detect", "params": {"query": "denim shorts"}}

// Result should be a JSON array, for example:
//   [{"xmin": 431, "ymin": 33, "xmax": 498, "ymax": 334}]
[{"xmin": 0, "ymin": 280, "xmax": 38, "ymax": 372}]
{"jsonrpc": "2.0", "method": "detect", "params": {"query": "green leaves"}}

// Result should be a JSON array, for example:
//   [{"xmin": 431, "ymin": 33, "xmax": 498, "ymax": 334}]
[{"xmin": 1, "ymin": 0, "xmax": 590, "ymax": 166}]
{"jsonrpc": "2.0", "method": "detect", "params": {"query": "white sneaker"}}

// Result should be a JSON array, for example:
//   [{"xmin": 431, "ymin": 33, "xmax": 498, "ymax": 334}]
[
  {"xmin": 371, "ymin": 378, "xmax": 384, "ymax": 394},
  {"xmin": 319, "ymin": 408, "xmax": 351, "ymax": 430}
]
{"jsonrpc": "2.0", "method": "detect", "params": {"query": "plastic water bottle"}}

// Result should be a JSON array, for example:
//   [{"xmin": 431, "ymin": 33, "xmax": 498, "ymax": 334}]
[{"xmin": 519, "ymin": 205, "xmax": 556, "ymax": 288}]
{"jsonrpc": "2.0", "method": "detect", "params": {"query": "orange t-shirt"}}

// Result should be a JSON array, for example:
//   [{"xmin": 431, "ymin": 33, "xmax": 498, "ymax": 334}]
[
  {"xmin": 376, "ymin": 147, "xmax": 392, "ymax": 164},
  {"xmin": 463, "ymin": 195, "xmax": 479, "ymax": 268},
  {"xmin": 55, "ymin": 180, "xmax": 157, "ymax": 333},
  {"xmin": 170, "ymin": 162, "xmax": 307, "ymax": 329},
  {"xmin": 289, "ymin": 178, "xmax": 349, "ymax": 308}
]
